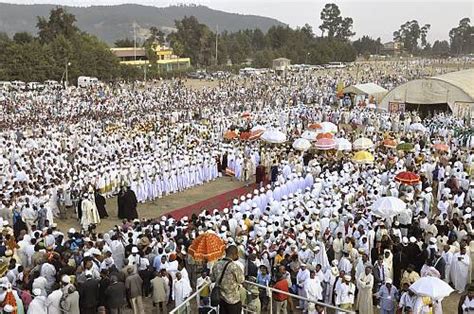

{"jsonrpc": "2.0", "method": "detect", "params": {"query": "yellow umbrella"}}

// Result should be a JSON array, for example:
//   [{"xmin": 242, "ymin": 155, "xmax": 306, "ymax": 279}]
[{"xmin": 353, "ymin": 151, "xmax": 375, "ymax": 164}]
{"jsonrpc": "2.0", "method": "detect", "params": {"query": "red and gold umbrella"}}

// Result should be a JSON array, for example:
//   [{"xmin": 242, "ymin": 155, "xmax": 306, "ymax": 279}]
[
  {"xmin": 224, "ymin": 130, "xmax": 237, "ymax": 140},
  {"xmin": 188, "ymin": 232, "xmax": 226, "ymax": 262},
  {"xmin": 314, "ymin": 138, "xmax": 337, "ymax": 150},
  {"xmin": 382, "ymin": 138, "xmax": 397, "ymax": 149},
  {"xmin": 240, "ymin": 131, "xmax": 251, "ymax": 140},
  {"xmin": 433, "ymin": 143, "xmax": 449, "ymax": 152},
  {"xmin": 316, "ymin": 132, "xmax": 334, "ymax": 140},
  {"xmin": 395, "ymin": 171, "xmax": 420, "ymax": 185},
  {"xmin": 241, "ymin": 112, "xmax": 251, "ymax": 119}
]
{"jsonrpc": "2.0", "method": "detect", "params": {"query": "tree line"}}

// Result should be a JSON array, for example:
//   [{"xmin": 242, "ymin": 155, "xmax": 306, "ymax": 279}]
[{"xmin": 0, "ymin": 4, "xmax": 473, "ymax": 83}]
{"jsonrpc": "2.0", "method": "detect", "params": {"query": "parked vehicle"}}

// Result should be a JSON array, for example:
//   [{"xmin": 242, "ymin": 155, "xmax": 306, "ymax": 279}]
[
  {"xmin": 77, "ymin": 76, "xmax": 99, "ymax": 88},
  {"xmin": 11, "ymin": 80, "xmax": 26, "ymax": 90}
]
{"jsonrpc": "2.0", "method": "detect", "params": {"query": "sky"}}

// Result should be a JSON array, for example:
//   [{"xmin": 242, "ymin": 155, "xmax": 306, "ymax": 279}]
[{"xmin": 2, "ymin": 0, "xmax": 473, "ymax": 42}]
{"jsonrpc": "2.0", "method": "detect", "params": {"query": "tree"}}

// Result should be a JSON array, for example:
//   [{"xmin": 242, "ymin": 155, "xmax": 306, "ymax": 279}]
[
  {"xmin": 13, "ymin": 32, "xmax": 34, "ymax": 44},
  {"xmin": 319, "ymin": 3, "xmax": 341, "ymax": 38},
  {"xmin": 319, "ymin": 3, "xmax": 355, "ymax": 40},
  {"xmin": 145, "ymin": 27, "xmax": 166, "ymax": 46},
  {"xmin": 449, "ymin": 18, "xmax": 474, "ymax": 54},
  {"xmin": 114, "ymin": 38, "xmax": 135, "ymax": 47},
  {"xmin": 394, "ymin": 20, "xmax": 424, "ymax": 53},
  {"xmin": 420, "ymin": 24, "xmax": 431, "ymax": 48},
  {"xmin": 352, "ymin": 36, "xmax": 383, "ymax": 56},
  {"xmin": 37, "ymin": 7, "xmax": 79, "ymax": 44},
  {"xmin": 431, "ymin": 40, "xmax": 450, "ymax": 55}
]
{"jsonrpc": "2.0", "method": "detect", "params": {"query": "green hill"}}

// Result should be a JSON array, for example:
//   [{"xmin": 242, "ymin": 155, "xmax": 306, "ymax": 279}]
[{"xmin": 0, "ymin": 3, "xmax": 286, "ymax": 44}]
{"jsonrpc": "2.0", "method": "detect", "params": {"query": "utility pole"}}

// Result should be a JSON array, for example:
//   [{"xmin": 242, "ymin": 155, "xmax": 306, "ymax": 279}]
[
  {"xmin": 133, "ymin": 22, "xmax": 137, "ymax": 61},
  {"xmin": 215, "ymin": 24, "xmax": 218, "ymax": 66}
]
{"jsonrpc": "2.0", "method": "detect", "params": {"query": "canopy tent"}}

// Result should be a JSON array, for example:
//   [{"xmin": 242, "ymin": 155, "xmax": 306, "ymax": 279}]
[
  {"xmin": 380, "ymin": 69, "xmax": 474, "ymax": 118},
  {"xmin": 343, "ymin": 83, "xmax": 388, "ymax": 104}
]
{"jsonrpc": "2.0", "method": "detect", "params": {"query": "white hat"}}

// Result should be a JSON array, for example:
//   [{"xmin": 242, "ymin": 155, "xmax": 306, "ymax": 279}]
[
  {"xmin": 429, "ymin": 237, "xmax": 437, "ymax": 244},
  {"xmin": 409, "ymin": 236, "xmax": 416, "ymax": 243},
  {"xmin": 385, "ymin": 278, "xmax": 393, "ymax": 284},
  {"xmin": 131, "ymin": 247, "xmax": 139, "ymax": 254},
  {"xmin": 62, "ymin": 275, "xmax": 71, "ymax": 284},
  {"xmin": 402, "ymin": 237, "xmax": 409, "ymax": 245},
  {"xmin": 344, "ymin": 275, "xmax": 351, "ymax": 281},
  {"xmin": 68, "ymin": 228, "xmax": 76, "ymax": 234},
  {"xmin": 33, "ymin": 288, "xmax": 42, "ymax": 296}
]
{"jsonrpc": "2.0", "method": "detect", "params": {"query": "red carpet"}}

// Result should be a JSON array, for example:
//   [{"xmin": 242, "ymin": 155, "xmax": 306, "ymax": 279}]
[{"xmin": 169, "ymin": 184, "xmax": 256, "ymax": 220}]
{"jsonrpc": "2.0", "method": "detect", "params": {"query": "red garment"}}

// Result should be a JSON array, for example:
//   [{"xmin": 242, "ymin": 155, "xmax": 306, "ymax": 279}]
[{"xmin": 273, "ymin": 279, "xmax": 289, "ymax": 301}]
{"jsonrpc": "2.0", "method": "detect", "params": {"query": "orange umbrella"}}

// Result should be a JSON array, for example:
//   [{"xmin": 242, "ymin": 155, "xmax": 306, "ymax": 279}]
[
  {"xmin": 240, "ymin": 131, "xmax": 251, "ymax": 140},
  {"xmin": 224, "ymin": 130, "xmax": 237, "ymax": 140},
  {"xmin": 249, "ymin": 130, "xmax": 264, "ymax": 141},
  {"xmin": 308, "ymin": 123, "xmax": 322, "ymax": 130},
  {"xmin": 433, "ymin": 143, "xmax": 449, "ymax": 152},
  {"xmin": 316, "ymin": 132, "xmax": 334, "ymax": 140},
  {"xmin": 382, "ymin": 138, "xmax": 397, "ymax": 149},
  {"xmin": 395, "ymin": 171, "xmax": 420, "ymax": 185},
  {"xmin": 241, "ymin": 112, "xmax": 251, "ymax": 118},
  {"xmin": 188, "ymin": 232, "xmax": 226, "ymax": 262}
]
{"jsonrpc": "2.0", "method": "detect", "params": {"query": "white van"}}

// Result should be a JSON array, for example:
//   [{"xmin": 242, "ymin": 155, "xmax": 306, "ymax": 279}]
[
  {"xmin": 78, "ymin": 76, "xmax": 99, "ymax": 88},
  {"xmin": 11, "ymin": 80, "xmax": 26, "ymax": 90},
  {"xmin": 0, "ymin": 81, "xmax": 12, "ymax": 91}
]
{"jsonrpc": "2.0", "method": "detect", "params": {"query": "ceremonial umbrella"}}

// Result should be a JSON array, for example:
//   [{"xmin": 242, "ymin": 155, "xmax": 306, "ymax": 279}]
[
  {"xmin": 188, "ymin": 232, "xmax": 226, "ymax": 262},
  {"xmin": 382, "ymin": 138, "xmax": 397, "ymax": 149},
  {"xmin": 224, "ymin": 130, "xmax": 237, "ymax": 140},
  {"xmin": 353, "ymin": 137, "xmax": 374, "ymax": 150},
  {"xmin": 396, "ymin": 142, "xmax": 414, "ymax": 152},
  {"xmin": 314, "ymin": 138, "xmax": 337, "ymax": 150},
  {"xmin": 241, "ymin": 112, "xmax": 251, "ymax": 118},
  {"xmin": 409, "ymin": 277, "xmax": 454, "ymax": 299},
  {"xmin": 320, "ymin": 121, "xmax": 338, "ymax": 134},
  {"xmin": 239, "ymin": 131, "xmax": 250, "ymax": 140},
  {"xmin": 308, "ymin": 123, "xmax": 322, "ymax": 130},
  {"xmin": 409, "ymin": 123, "xmax": 426, "ymax": 133},
  {"xmin": 261, "ymin": 129, "xmax": 286, "ymax": 144},
  {"xmin": 395, "ymin": 171, "xmax": 420, "ymax": 185},
  {"xmin": 251, "ymin": 125, "xmax": 266, "ymax": 132},
  {"xmin": 335, "ymin": 138, "xmax": 352, "ymax": 151},
  {"xmin": 249, "ymin": 130, "xmax": 264, "ymax": 141},
  {"xmin": 371, "ymin": 196, "xmax": 407, "ymax": 218},
  {"xmin": 292, "ymin": 138, "xmax": 312, "ymax": 151},
  {"xmin": 352, "ymin": 151, "xmax": 375, "ymax": 164},
  {"xmin": 433, "ymin": 143, "xmax": 449, "ymax": 152},
  {"xmin": 301, "ymin": 130, "xmax": 318, "ymax": 141},
  {"xmin": 316, "ymin": 132, "xmax": 334, "ymax": 140}
]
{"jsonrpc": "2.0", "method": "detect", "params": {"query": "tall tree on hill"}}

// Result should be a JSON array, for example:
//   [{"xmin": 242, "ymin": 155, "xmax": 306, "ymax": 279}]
[
  {"xmin": 37, "ymin": 7, "xmax": 79, "ymax": 44},
  {"xmin": 449, "ymin": 18, "xmax": 474, "ymax": 54},
  {"xmin": 319, "ymin": 3, "xmax": 355, "ymax": 40}
]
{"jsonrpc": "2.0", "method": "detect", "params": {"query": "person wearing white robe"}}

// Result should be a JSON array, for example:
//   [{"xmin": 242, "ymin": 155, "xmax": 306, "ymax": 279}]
[
  {"xmin": 27, "ymin": 289, "xmax": 47, "ymax": 314},
  {"xmin": 356, "ymin": 266, "xmax": 374, "ymax": 314},
  {"xmin": 451, "ymin": 247, "xmax": 471, "ymax": 293},
  {"xmin": 80, "ymin": 194, "xmax": 100, "ymax": 230},
  {"xmin": 173, "ymin": 272, "xmax": 192, "ymax": 309},
  {"xmin": 46, "ymin": 287, "xmax": 63, "ymax": 314},
  {"xmin": 305, "ymin": 270, "xmax": 323, "ymax": 314},
  {"xmin": 296, "ymin": 264, "xmax": 310, "ymax": 309}
]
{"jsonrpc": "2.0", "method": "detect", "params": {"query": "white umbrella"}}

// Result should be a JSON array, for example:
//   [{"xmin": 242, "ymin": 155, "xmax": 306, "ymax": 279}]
[
  {"xmin": 371, "ymin": 196, "xmax": 406, "ymax": 218},
  {"xmin": 301, "ymin": 130, "xmax": 317, "ymax": 141},
  {"xmin": 335, "ymin": 138, "xmax": 352, "ymax": 151},
  {"xmin": 320, "ymin": 121, "xmax": 338, "ymax": 134},
  {"xmin": 251, "ymin": 125, "xmax": 266, "ymax": 132},
  {"xmin": 292, "ymin": 138, "xmax": 311, "ymax": 151},
  {"xmin": 261, "ymin": 129, "xmax": 286, "ymax": 144},
  {"xmin": 409, "ymin": 277, "xmax": 454, "ymax": 299},
  {"xmin": 353, "ymin": 137, "xmax": 374, "ymax": 150},
  {"xmin": 409, "ymin": 123, "xmax": 426, "ymax": 133},
  {"xmin": 367, "ymin": 103, "xmax": 376, "ymax": 109}
]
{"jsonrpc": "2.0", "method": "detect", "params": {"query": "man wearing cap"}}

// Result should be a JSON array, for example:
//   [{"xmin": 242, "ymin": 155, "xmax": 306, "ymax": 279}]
[
  {"xmin": 28, "ymin": 288, "xmax": 47, "ymax": 314},
  {"xmin": 451, "ymin": 246, "xmax": 472, "ymax": 293},
  {"xmin": 335, "ymin": 275, "xmax": 355, "ymax": 313},
  {"xmin": 296, "ymin": 263, "xmax": 310, "ymax": 309}
]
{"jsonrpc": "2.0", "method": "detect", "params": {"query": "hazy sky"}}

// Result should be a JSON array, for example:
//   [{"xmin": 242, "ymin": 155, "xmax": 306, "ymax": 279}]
[{"xmin": 2, "ymin": 0, "xmax": 473, "ymax": 42}]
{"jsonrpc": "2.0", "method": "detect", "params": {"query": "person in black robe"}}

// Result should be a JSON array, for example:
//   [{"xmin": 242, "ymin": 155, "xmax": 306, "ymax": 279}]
[
  {"xmin": 117, "ymin": 187, "xmax": 126, "ymax": 219},
  {"xmin": 94, "ymin": 190, "xmax": 108, "ymax": 218},
  {"xmin": 118, "ymin": 186, "xmax": 138, "ymax": 220},
  {"xmin": 221, "ymin": 152, "xmax": 228, "ymax": 173}
]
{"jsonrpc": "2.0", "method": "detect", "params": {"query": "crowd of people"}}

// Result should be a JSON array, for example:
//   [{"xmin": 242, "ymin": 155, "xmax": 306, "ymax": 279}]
[{"xmin": 0, "ymin": 60, "xmax": 473, "ymax": 314}]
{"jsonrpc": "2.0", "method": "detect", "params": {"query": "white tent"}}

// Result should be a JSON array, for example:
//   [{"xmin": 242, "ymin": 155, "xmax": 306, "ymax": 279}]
[
  {"xmin": 343, "ymin": 83, "xmax": 388, "ymax": 104},
  {"xmin": 380, "ymin": 69, "xmax": 474, "ymax": 117}
]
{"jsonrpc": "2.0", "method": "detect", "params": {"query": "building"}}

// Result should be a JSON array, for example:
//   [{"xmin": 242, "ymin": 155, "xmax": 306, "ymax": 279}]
[
  {"xmin": 272, "ymin": 58, "xmax": 291, "ymax": 73},
  {"xmin": 381, "ymin": 41, "xmax": 404, "ymax": 55},
  {"xmin": 110, "ymin": 45, "xmax": 191, "ymax": 72},
  {"xmin": 380, "ymin": 69, "xmax": 474, "ymax": 118}
]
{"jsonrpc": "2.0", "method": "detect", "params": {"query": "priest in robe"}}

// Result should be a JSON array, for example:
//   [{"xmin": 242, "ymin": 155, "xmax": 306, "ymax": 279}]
[{"xmin": 94, "ymin": 189, "xmax": 108, "ymax": 219}]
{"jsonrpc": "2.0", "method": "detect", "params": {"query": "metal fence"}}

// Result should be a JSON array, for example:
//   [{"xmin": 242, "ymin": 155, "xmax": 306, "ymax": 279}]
[{"xmin": 170, "ymin": 280, "xmax": 355, "ymax": 314}]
